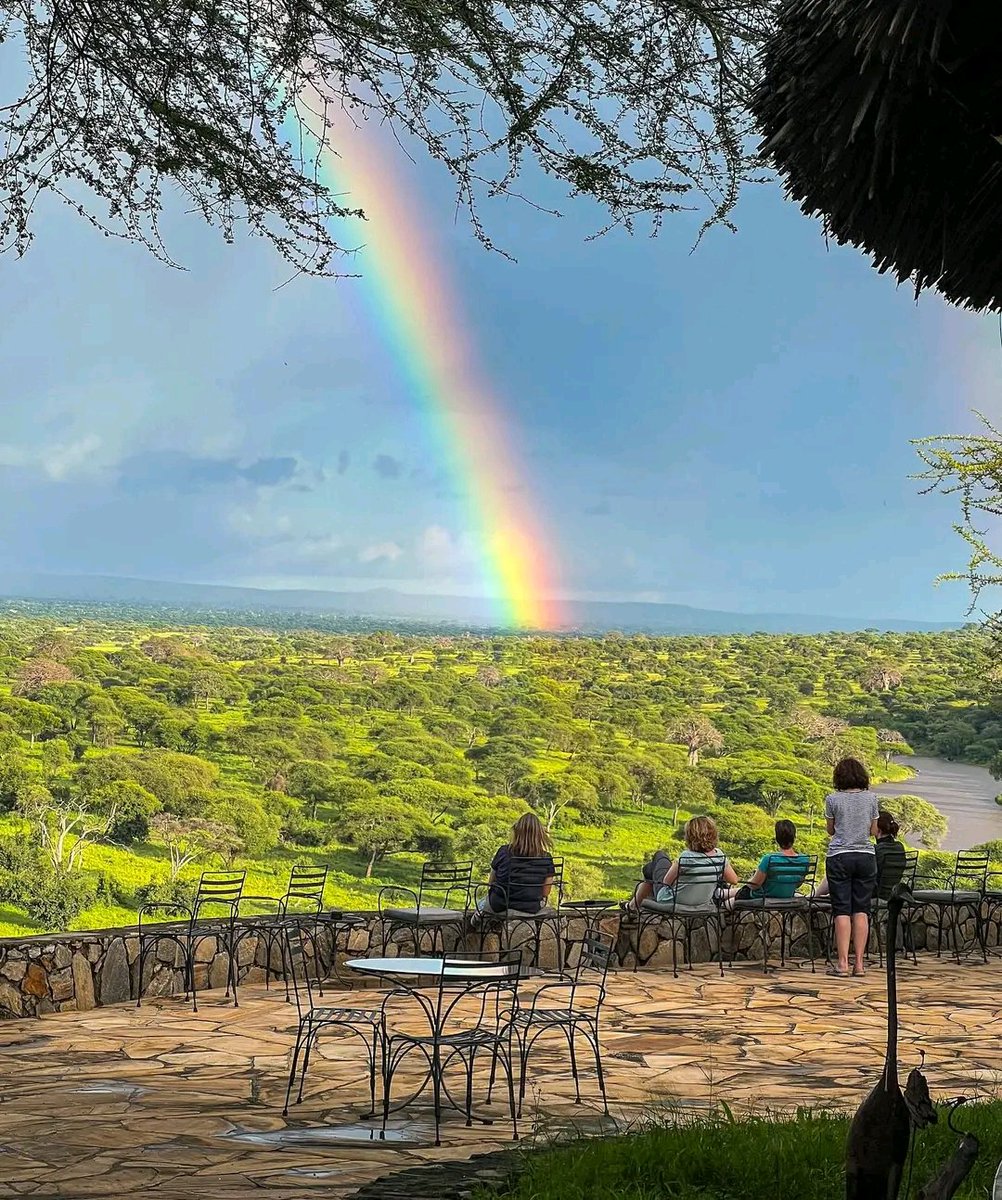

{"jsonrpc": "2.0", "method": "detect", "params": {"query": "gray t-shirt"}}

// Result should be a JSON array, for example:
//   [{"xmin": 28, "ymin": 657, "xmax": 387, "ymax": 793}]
[{"xmin": 825, "ymin": 790, "xmax": 879, "ymax": 857}]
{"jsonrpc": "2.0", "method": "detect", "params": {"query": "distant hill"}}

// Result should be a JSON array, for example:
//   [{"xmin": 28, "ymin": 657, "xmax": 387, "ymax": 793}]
[{"xmin": 0, "ymin": 571, "xmax": 959, "ymax": 636}]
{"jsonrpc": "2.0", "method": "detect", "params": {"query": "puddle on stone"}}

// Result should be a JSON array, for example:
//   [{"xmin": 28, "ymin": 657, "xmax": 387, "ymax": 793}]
[
  {"xmin": 223, "ymin": 1123, "xmax": 427, "ymax": 1148},
  {"xmin": 71, "ymin": 1081, "xmax": 147, "ymax": 1097}
]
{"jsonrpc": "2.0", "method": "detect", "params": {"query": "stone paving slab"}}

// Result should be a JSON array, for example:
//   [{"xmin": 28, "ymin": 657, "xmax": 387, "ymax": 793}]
[{"xmin": 0, "ymin": 960, "xmax": 999, "ymax": 1197}]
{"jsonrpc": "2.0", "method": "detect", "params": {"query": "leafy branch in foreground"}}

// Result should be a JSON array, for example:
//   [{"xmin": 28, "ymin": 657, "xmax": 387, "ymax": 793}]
[
  {"xmin": 0, "ymin": 0, "xmax": 775, "ymax": 272},
  {"xmin": 914, "ymin": 414, "xmax": 1002, "ymax": 611}
]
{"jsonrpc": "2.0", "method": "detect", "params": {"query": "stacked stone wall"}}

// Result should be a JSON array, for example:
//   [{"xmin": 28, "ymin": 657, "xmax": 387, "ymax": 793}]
[{"xmin": 0, "ymin": 901, "xmax": 997, "ymax": 1018}]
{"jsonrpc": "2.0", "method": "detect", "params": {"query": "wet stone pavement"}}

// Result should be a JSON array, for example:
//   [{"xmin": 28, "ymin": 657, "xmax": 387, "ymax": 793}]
[{"xmin": 0, "ymin": 960, "xmax": 1000, "ymax": 1197}]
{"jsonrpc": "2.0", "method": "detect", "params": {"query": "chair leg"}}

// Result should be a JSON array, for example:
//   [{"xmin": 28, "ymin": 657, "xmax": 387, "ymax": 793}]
[
  {"xmin": 567, "ymin": 1026, "xmax": 581, "ymax": 1103},
  {"xmin": 585, "ymin": 1020, "xmax": 609, "ymax": 1116},
  {"xmin": 505, "ymin": 1037, "xmax": 520, "ymax": 1142},
  {"xmin": 284, "ymin": 1023, "xmax": 306, "ymax": 1115},
  {"xmin": 136, "ymin": 939, "xmax": 147, "ymax": 1008},
  {"xmin": 296, "ymin": 1030, "xmax": 316, "ymax": 1103}
]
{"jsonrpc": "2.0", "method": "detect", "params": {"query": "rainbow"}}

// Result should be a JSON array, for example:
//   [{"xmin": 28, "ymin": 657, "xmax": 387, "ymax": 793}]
[{"xmin": 306, "ymin": 98, "xmax": 566, "ymax": 630}]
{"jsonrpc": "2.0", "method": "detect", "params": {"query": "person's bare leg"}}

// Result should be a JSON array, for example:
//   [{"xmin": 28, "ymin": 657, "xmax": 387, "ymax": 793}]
[
  {"xmin": 629, "ymin": 881, "xmax": 654, "ymax": 910},
  {"xmin": 834, "ymin": 915, "xmax": 851, "ymax": 974},
  {"xmin": 851, "ymin": 913, "xmax": 869, "ymax": 973}
]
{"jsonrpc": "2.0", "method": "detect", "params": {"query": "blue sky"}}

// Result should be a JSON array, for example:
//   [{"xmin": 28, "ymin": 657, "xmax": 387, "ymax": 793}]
[{"xmin": 0, "ymin": 131, "xmax": 998, "ymax": 622}]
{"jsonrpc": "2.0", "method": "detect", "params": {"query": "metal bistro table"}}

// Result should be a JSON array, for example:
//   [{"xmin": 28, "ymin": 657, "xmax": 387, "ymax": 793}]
[{"xmin": 346, "ymin": 956, "xmax": 528, "ymax": 1144}]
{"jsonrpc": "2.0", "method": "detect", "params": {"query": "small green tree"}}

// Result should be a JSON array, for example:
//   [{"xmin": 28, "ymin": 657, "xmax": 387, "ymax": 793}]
[{"xmin": 879, "ymin": 795, "xmax": 948, "ymax": 849}]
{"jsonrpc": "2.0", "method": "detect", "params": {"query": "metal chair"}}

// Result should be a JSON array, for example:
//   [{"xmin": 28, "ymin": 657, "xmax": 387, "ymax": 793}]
[
  {"xmin": 984, "ymin": 869, "xmax": 1002, "ymax": 956},
  {"xmin": 871, "ymin": 848, "xmax": 918, "ymax": 965},
  {"xmin": 378, "ymin": 861, "xmax": 473, "ymax": 956},
  {"xmin": 282, "ymin": 923, "xmax": 384, "ymax": 1116},
  {"xmin": 912, "ymin": 851, "xmax": 989, "ymax": 962},
  {"xmin": 633, "ymin": 856, "xmax": 726, "ymax": 977},
  {"xmin": 474, "ymin": 857, "xmax": 565, "ymax": 969},
  {"xmin": 381, "ymin": 952, "xmax": 521, "ymax": 1147},
  {"xmin": 235, "ymin": 864, "xmax": 329, "ymax": 996},
  {"xmin": 137, "ymin": 871, "xmax": 245, "ymax": 1011},
  {"xmin": 728, "ymin": 855, "xmax": 819, "ymax": 973},
  {"xmin": 512, "ymin": 931, "xmax": 613, "ymax": 1115}
]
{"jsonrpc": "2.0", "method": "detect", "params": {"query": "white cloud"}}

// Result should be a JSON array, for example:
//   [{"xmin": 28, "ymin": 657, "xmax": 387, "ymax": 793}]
[
  {"xmin": 359, "ymin": 541, "xmax": 403, "ymax": 563},
  {"xmin": 417, "ymin": 525, "xmax": 476, "ymax": 573},
  {"xmin": 0, "ymin": 434, "xmax": 104, "ymax": 481}
]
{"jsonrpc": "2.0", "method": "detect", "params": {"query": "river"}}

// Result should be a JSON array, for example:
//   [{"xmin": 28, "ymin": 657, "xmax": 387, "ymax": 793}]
[{"xmin": 875, "ymin": 756, "xmax": 1002, "ymax": 851}]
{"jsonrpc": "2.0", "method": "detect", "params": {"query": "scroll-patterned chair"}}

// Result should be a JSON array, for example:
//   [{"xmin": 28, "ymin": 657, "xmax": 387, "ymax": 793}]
[
  {"xmin": 137, "ymin": 870, "xmax": 246, "ymax": 1011},
  {"xmin": 378, "ymin": 861, "xmax": 473, "ymax": 956}
]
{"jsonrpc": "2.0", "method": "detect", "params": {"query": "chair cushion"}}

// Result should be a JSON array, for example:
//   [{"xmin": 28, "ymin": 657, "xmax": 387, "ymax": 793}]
[
  {"xmin": 383, "ymin": 906, "xmax": 466, "ymax": 924},
  {"xmin": 640, "ymin": 899, "xmax": 719, "ymax": 917},
  {"xmin": 733, "ymin": 897, "xmax": 808, "ymax": 911},
  {"xmin": 911, "ymin": 889, "xmax": 981, "ymax": 904},
  {"xmin": 499, "ymin": 908, "xmax": 555, "ymax": 920}
]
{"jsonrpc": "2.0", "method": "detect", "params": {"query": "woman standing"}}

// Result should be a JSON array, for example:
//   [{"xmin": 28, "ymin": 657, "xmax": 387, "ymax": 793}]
[{"xmin": 825, "ymin": 757, "xmax": 880, "ymax": 977}]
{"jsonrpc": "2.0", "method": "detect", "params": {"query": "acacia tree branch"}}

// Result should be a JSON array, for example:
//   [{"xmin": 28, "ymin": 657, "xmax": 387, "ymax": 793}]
[{"xmin": 0, "ymin": 0, "xmax": 775, "ymax": 270}]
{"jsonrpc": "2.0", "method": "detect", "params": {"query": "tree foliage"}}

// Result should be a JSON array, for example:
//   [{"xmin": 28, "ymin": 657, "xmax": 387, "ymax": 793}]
[{"xmin": 0, "ymin": 0, "xmax": 775, "ymax": 271}]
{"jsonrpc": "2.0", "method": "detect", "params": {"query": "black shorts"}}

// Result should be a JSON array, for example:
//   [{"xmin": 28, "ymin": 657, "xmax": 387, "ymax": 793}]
[{"xmin": 826, "ymin": 853, "xmax": 877, "ymax": 917}]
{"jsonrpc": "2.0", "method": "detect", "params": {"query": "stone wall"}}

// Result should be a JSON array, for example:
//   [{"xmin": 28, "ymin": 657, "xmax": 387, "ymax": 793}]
[{"xmin": 1, "ymin": 900, "xmax": 998, "ymax": 1018}]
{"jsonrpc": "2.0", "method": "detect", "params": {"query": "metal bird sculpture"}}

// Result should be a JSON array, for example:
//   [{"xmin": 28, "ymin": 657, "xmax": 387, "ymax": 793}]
[{"xmin": 845, "ymin": 883, "xmax": 924, "ymax": 1200}]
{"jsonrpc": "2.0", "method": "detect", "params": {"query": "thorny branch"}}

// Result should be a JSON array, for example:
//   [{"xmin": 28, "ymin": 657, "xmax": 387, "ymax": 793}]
[{"xmin": 0, "ymin": 0, "xmax": 775, "ymax": 271}]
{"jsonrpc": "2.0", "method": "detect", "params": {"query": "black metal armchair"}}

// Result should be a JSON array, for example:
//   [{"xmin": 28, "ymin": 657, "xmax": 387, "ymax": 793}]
[
  {"xmin": 512, "ymin": 931, "xmax": 613, "ymax": 1115},
  {"xmin": 137, "ymin": 870, "xmax": 246, "ymax": 1011},
  {"xmin": 474, "ymin": 857, "xmax": 565, "ymax": 969},
  {"xmin": 235, "ymin": 864, "xmax": 329, "ymax": 995},
  {"xmin": 871, "ymin": 848, "xmax": 918, "ymax": 965},
  {"xmin": 378, "ymin": 861, "xmax": 473, "ymax": 956},
  {"xmin": 282, "ymin": 923, "xmax": 384, "ymax": 1116},
  {"xmin": 912, "ymin": 851, "xmax": 989, "ymax": 962},
  {"xmin": 727, "ymin": 855, "xmax": 819, "ymax": 973},
  {"xmin": 633, "ymin": 856, "xmax": 726, "ymax": 977},
  {"xmin": 381, "ymin": 952, "xmax": 521, "ymax": 1147}
]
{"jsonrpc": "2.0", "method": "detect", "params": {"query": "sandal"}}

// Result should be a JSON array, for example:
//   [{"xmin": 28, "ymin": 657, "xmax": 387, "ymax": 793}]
[
  {"xmin": 852, "ymin": 965, "xmax": 866, "ymax": 977},
  {"xmin": 826, "ymin": 964, "xmax": 849, "ymax": 977}
]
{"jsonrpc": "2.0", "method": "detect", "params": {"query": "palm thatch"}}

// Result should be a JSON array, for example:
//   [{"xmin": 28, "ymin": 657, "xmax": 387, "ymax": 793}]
[{"xmin": 752, "ymin": 0, "xmax": 1002, "ymax": 312}]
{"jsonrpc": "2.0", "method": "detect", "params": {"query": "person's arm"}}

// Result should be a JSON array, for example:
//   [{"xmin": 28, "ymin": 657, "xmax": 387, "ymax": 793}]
[
  {"xmin": 825, "ymin": 794, "xmax": 835, "ymax": 837},
  {"xmin": 869, "ymin": 798, "xmax": 880, "ymax": 839},
  {"xmin": 541, "ymin": 874, "xmax": 554, "ymax": 899},
  {"xmin": 722, "ymin": 860, "xmax": 740, "ymax": 886},
  {"xmin": 746, "ymin": 868, "xmax": 768, "ymax": 888},
  {"xmin": 663, "ymin": 860, "xmax": 680, "ymax": 887}
]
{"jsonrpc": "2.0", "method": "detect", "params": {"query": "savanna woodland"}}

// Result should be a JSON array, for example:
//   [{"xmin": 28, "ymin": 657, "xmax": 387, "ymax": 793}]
[{"xmin": 0, "ymin": 610, "xmax": 997, "ymax": 936}]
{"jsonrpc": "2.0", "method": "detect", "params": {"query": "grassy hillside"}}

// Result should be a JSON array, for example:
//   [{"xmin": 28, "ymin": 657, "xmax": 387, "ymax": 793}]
[{"xmin": 0, "ymin": 615, "xmax": 992, "ymax": 935}]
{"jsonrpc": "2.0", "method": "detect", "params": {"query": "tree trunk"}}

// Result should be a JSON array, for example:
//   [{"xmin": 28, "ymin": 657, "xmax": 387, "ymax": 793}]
[
  {"xmin": 916, "ymin": 1134, "xmax": 979, "ymax": 1200},
  {"xmin": 365, "ymin": 850, "xmax": 377, "ymax": 878},
  {"xmin": 687, "ymin": 747, "xmax": 699, "ymax": 767}
]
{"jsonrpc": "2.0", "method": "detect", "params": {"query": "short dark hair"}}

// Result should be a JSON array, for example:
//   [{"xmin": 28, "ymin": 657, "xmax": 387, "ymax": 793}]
[
  {"xmin": 775, "ymin": 819, "xmax": 796, "ymax": 849},
  {"xmin": 833, "ymin": 757, "xmax": 870, "ymax": 791}
]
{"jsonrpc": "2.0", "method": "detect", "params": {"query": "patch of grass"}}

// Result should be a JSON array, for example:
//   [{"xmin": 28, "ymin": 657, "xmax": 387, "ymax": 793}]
[{"xmin": 482, "ymin": 1104, "xmax": 1002, "ymax": 1200}]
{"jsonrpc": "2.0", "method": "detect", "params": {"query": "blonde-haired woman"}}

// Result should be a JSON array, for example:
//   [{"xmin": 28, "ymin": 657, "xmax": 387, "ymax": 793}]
[
  {"xmin": 479, "ymin": 812, "xmax": 556, "ymax": 914},
  {"xmin": 656, "ymin": 815, "xmax": 738, "ymax": 907}
]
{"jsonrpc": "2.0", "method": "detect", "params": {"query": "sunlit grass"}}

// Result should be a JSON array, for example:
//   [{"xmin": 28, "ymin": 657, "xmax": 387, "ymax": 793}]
[{"xmin": 482, "ymin": 1103, "xmax": 1002, "ymax": 1200}]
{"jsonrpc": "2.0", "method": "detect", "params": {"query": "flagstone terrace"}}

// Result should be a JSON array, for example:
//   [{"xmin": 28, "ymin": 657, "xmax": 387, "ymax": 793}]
[{"xmin": 1, "ymin": 956, "xmax": 999, "ymax": 1199}]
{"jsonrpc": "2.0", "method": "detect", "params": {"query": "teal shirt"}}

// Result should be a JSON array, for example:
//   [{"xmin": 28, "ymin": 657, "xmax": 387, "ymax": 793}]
[{"xmin": 750, "ymin": 853, "xmax": 810, "ymax": 899}]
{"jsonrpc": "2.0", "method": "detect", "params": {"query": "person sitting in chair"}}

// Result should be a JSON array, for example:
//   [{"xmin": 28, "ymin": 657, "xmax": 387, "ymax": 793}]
[
  {"xmin": 655, "ymin": 816, "xmax": 738, "ymax": 907},
  {"xmin": 477, "ymin": 812, "xmax": 556, "ymax": 917},
  {"xmin": 721, "ymin": 819, "xmax": 810, "ymax": 909},
  {"xmin": 623, "ymin": 849, "xmax": 673, "ymax": 913}
]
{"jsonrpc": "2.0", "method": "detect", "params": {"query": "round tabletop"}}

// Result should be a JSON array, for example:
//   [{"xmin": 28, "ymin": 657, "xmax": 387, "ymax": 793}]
[
  {"xmin": 346, "ymin": 956, "xmax": 521, "ymax": 980},
  {"xmin": 562, "ymin": 899, "xmax": 620, "ymax": 911}
]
